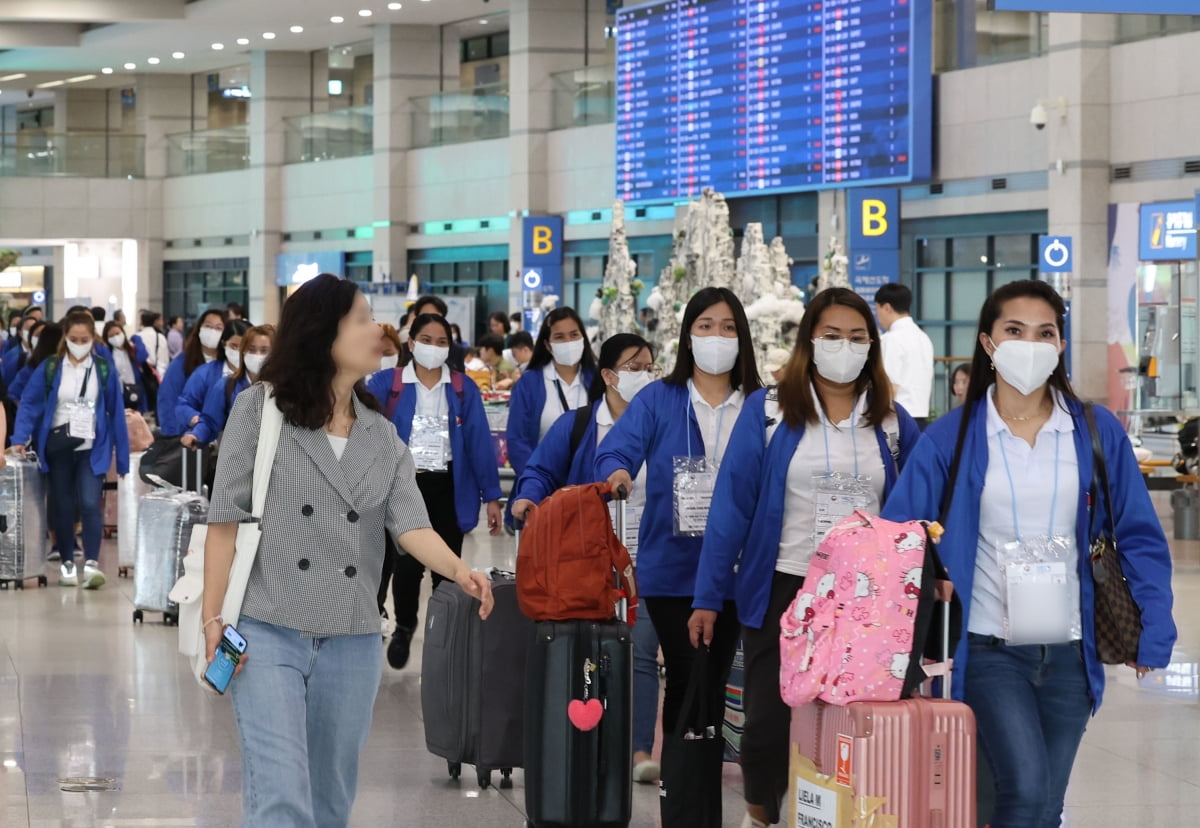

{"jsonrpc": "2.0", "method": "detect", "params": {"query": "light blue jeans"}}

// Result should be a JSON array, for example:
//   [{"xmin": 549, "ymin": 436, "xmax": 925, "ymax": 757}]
[
  {"xmin": 632, "ymin": 609, "xmax": 661, "ymax": 756},
  {"xmin": 230, "ymin": 616, "xmax": 383, "ymax": 828}
]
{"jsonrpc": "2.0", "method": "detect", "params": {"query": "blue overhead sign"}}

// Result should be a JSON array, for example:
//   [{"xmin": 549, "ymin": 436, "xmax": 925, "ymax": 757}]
[
  {"xmin": 849, "ymin": 250, "xmax": 900, "ymax": 307},
  {"xmin": 1139, "ymin": 201, "xmax": 1197, "ymax": 262},
  {"xmin": 1038, "ymin": 236, "xmax": 1073, "ymax": 273},
  {"xmin": 991, "ymin": 1, "xmax": 1192, "ymax": 11},
  {"xmin": 522, "ymin": 216, "xmax": 563, "ymax": 267},
  {"xmin": 849, "ymin": 189, "xmax": 900, "ymax": 251}
]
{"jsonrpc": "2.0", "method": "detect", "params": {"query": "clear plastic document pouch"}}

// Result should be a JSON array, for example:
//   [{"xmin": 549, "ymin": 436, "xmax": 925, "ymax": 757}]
[
  {"xmin": 410, "ymin": 414, "xmax": 450, "ymax": 472},
  {"xmin": 673, "ymin": 456, "xmax": 715, "ymax": 537},
  {"xmin": 811, "ymin": 472, "xmax": 873, "ymax": 546},
  {"xmin": 999, "ymin": 535, "xmax": 1081, "ymax": 645}
]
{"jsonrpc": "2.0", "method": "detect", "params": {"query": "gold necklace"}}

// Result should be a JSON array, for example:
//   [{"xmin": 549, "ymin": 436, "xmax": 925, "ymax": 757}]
[{"xmin": 998, "ymin": 404, "xmax": 1050, "ymax": 422}]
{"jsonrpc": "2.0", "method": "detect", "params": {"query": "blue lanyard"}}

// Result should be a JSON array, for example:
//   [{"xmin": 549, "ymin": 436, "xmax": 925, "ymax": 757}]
[
  {"xmin": 686, "ymin": 382, "xmax": 732, "ymax": 466},
  {"xmin": 998, "ymin": 429, "xmax": 1060, "ymax": 543},
  {"xmin": 820, "ymin": 402, "xmax": 861, "ymax": 477}
]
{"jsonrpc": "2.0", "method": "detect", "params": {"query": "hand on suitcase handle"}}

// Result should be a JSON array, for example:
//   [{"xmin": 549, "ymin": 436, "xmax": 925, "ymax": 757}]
[{"xmin": 511, "ymin": 498, "xmax": 535, "ymax": 522}]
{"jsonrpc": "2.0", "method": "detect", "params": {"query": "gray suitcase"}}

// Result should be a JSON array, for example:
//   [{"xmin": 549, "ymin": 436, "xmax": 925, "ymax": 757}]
[
  {"xmin": 0, "ymin": 454, "xmax": 48, "ymax": 590},
  {"xmin": 117, "ymin": 452, "xmax": 151, "ymax": 577},
  {"xmin": 133, "ymin": 449, "xmax": 206, "ymax": 624}
]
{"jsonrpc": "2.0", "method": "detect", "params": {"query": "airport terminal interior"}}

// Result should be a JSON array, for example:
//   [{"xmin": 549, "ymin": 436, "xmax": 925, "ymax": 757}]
[{"xmin": 0, "ymin": 0, "xmax": 1198, "ymax": 826}]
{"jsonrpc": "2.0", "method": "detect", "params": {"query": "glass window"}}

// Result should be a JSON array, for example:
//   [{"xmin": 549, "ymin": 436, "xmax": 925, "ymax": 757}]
[
  {"xmin": 993, "ymin": 234, "xmax": 1034, "ymax": 268},
  {"xmin": 456, "ymin": 261, "xmax": 479, "ymax": 283},
  {"xmin": 950, "ymin": 326, "xmax": 978, "ymax": 362},
  {"xmin": 951, "ymin": 236, "xmax": 987, "ymax": 267},
  {"xmin": 464, "ymin": 37, "xmax": 488, "ymax": 62},
  {"xmin": 917, "ymin": 238, "xmax": 947, "ymax": 269},
  {"xmin": 950, "ymin": 271, "xmax": 988, "ymax": 321},
  {"xmin": 920, "ymin": 273, "xmax": 946, "ymax": 320}
]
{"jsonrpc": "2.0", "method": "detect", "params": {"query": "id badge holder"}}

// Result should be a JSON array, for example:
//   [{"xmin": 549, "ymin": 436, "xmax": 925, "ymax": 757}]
[
  {"xmin": 673, "ymin": 456, "xmax": 715, "ymax": 537},
  {"xmin": 410, "ymin": 414, "xmax": 449, "ymax": 472},
  {"xmin": 811, "ymin": 472, "xmax": 873, "ymax": 546},
  {"xmin": 1000, "ymin": 536, "xmax": 1079, "ymax": 645},
  {"xmin": 68, "ymin": 402, "xmax": 97, "ymax": 440}
]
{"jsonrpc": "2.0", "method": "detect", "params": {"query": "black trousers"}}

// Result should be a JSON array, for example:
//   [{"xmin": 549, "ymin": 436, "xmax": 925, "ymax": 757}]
[
  {"xmin": 644, "ymin": 595, "xmax": 740, "ymax": 826},
  {"xmin": 377, "ymin": 469, "xmax": 464, "ymax": 632},
  {"xmin": 740, "ymin": 572, "xmax": 805, "ymax": 825}
]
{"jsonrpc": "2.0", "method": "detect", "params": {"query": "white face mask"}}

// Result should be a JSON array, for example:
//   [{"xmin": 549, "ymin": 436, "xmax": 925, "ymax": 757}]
[
  {"xmin": 379, "ymin": 354, "xmax": 400, "ymax": 372},
  {"xmin": 226, "ymin": 350, "xmax": 241, "ymax": 371},
  {"xmin": 66, "ymin": 340, "xmax": 92, "ymax": 361},
  {"xmin": 811, "ymin": 338, "xmax": 871, "ymax": 385},
  {"xmin": 610, "ymin": 369, "xmax": 653, "ymax": 403},
  {"xmin": 550, "ymin": 338, "xmax": 585, "ymax": 368},
  {"xmin": 243, "ymin": 353, "xmax": 267, "ymax": 376},
  {"xmin": 21, "ymin": 329, "xmax": 31, "ymax": 344},
  {"xmin": 990, "ymin": 338, "xmax": 1060, "ymax": 396},
  {"xmin": 30, "ymin": 336, "xmax": 39, "ymax": 350},
  {"xmin": 108, "ymin": 334, "xmax": 126, "ymax": 349},
  {"xmin": 198, "ymin": 327, "xmax": 222, "ymax": 350},
  {"xmin": 690, "ymin": 334, "xmax": 740, "ymax": 376},
  {"xmin": 412, "ymin": 342, "xmax": 450, "ymax": 371},
  {"xmin": 398, "ymin": 327, "xmax": 410, "ymax": 345}
]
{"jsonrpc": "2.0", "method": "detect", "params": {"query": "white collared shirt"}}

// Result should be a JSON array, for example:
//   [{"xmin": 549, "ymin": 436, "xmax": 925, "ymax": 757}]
[
  {"xmin": 597, "ymin": 398, "xmax": 647, "ymax": 511},
  {"xmin": 540, "ymin": 363, "xmax": 588, "ymax": 439},
  {"xmin": 970, "ymin": 386, "xmax": 1080, "ymax": 638},
  {"xmin": 776, "ymin": 391, "xmax": 886, "ymax": 576},
  {"xmin": 402, "ymin": 363, "xmax": 451, "ymax": 418},
  {"xmin": 686, "ymin": 379, "xmax": 744, "ymax": 467},
  {"xmin": 880, "ymin": 316, "xmax": 934, "ymax": 418},
  {"xmin": 52, "ymin": 354, "xmax": 100, "ymax": 451}
]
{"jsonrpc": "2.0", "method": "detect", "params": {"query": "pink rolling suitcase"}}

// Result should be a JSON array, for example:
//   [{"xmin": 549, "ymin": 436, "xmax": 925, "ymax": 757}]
[{"xmin": 787, "ymin": 594, "xmax": 975, "ymax": 828}]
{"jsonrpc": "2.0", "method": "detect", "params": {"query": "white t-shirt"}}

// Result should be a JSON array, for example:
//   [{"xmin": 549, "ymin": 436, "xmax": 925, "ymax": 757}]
[
  {"xmin": 327, "ymin": 433, "xmax": 348, "ymax": 461},
  {"xmin": 775, "ymin": 392, "xmax": 886, "ymax": 576},
  {"xmin": 880, "ymin": 316, "xmax": 935, "ymax": 418},
  {"xmin": 687, "ymin": 379, "xmax": 744, "ymax": 467},
  {"xmin": 970, "ymin": 387, "xmax": 1080, "ymax": 638},
  {"xmin": 539, "ymin": 363, "xmax": 588, "ymax": 440},
  {"xmin": 111, "ymin": 348, "xmax": 137, "ymax": 386}
]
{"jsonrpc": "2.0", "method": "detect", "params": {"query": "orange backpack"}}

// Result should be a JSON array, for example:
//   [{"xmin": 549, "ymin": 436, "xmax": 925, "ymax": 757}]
[{"xmin": 516, "ymin": 482, "xmax": 637, "ymax": 622}]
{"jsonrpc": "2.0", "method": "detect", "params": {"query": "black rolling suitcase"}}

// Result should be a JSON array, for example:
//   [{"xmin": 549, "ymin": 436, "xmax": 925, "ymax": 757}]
[
  {"xmin": 420, "ymin": 569, "xmax": 531, "ymax": 789},
  {"xmin": 523, "ymin": 497, "xmax": 633, "ymax": 828}
]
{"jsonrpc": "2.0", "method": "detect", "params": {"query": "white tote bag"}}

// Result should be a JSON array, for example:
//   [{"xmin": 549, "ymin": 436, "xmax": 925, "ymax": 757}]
[{"xmin": 170, "ymin": 386, "xmax": 284, "ymax": 684}]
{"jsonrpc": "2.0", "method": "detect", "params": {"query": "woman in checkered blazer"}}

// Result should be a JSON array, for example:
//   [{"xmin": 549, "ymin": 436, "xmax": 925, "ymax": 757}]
[{"xmin": 202, "ymin": 274, "xmax": 495, "ymax": 828}]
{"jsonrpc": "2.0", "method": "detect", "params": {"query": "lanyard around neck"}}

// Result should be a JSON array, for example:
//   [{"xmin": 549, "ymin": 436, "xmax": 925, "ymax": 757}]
[
  {"xmin": 820, "ymin": 402, "xmax": 861, "ymax": 477},
  {"xmin": 998, "ymin": 428, "xmax": 1061, "ymax": 543}
]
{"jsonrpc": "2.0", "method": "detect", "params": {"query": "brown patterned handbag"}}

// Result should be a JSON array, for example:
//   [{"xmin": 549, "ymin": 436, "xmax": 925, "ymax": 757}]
[{"xmin": 1083, "ymin": 404, "xmax": 1143, "ymax": 665}]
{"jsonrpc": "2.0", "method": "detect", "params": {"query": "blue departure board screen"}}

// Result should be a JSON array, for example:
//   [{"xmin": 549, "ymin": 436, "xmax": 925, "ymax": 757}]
[{"xmin": 615, "ymin": 0, "xmax": 932, "ymax": 203}]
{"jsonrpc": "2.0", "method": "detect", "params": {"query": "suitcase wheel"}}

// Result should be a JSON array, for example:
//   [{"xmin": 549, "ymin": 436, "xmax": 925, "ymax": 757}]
[
  {"xmin": 447, "ymin": 761, "xmax": 461, "ymax": 781},
  {"xmin": 133, "ymin": 609, "xmax": 144, "ymax": 624},
  {"xmin": 37, "ymin": 576, "xmax": 47, "ymax": 588},
  {"xmin": 476, "ymin": 769, "xmax": 491, "ymax": 790},
  {"xmin": 499, "ymin": 768, "xmax": 513, "ymax": 789},
  {"xmin": 118, "ymin": 567, "xmax": 130, "ymax": 578},
  {"xmin": 13, "ymin": 580, "xmax": 22, "ymax": 591},
  {"xmin": 103, "ymin": 528, "xmax": 115, "ymax": 539},
  {"xmin": 163, "ymin": 613, "xmax": 177, "ymax": 627},
  {"xmin": 0, "ymin": 580, "xmax": 7, "ymax": 591}
]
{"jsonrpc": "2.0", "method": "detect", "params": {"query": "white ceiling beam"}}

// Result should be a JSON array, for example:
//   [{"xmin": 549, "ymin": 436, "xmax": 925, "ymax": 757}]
[
  {"xmin": 0, "ymin": 23, "xmax": 82, "ymax": 48},
  {"xmin": 0, "ymin": 0, "xmax": 186, "ymax": 24}
]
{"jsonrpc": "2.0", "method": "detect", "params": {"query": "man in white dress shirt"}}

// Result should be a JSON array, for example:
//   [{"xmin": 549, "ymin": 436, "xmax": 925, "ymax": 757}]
[{"xmin": 875, "ymin": 283, "xmax": 934, "ymax": 428}]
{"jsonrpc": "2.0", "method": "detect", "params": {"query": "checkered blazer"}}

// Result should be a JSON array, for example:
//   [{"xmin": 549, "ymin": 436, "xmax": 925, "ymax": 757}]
[{"xmin": 209, "ymin": 383, "xmax": 431, "ymax": 637}]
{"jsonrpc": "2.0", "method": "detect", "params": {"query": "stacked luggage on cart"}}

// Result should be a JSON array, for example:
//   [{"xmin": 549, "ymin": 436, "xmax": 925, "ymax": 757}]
[{"xmin": 0, "ymin": 452, "xmax": 48, "ymax": 590}]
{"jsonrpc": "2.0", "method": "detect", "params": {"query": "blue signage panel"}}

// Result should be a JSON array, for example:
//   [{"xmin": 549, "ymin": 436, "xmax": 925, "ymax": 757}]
[
  {"xmin": 521, "ymin": 265, "xmax": 563, "ymax": 333},
  {"xmin": 522, "ymin": 216, "xmax": 563, "ymax": 266},
  {"xmin": 849, "ymin": 249, "xmax": 900, "ymax": 306},
  {"xmin": 1038, "ymin": 236, "xmax": 1073, "ymax": 273},
  {"xmin": 849, "ymin": 189, "xmax": 900, "ymax": 250},
  {"xmin": 991, "ymin": 1, "xmax": 1193, "ymax": 11},
  {"xmin": 1138, "ymin": 201, "xmax": 1197, "ymax": 262},
  {"xmin": 615, "ymin": 0, "xmax": 933, "ymax": 203},
  {"xmin": 275, "ymin": 251, "xmax": 346, "ymax": 287}
]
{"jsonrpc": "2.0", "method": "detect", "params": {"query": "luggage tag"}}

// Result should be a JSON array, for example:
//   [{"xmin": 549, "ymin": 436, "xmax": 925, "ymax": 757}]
[
  {"xmin": 672, "ymin": 456, "xmax": 715, "ymax": 537},
  {"xmin": 409, "ymin": 413, "xmax": 450, "ymax": 472},
  {"xmin": 811, "ymin": 472, "xmax": 873, "ymax": 546},
  {"xmin": 567, "ymin": 658, "xmax": 603, "ymax": 731},
  {"xmin": 999, "ymin": 535, "xmax": 1080, "ymax": 645},
  {"xmin": 609, "ymin": 501, "xmax": 643, "ymax": 559}
]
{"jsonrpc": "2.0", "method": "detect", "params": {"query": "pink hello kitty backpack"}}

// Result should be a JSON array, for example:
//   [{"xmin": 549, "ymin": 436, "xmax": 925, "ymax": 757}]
[{"xmin": 779, "ymin": 511, "xmax": 962, "ymax": 707}]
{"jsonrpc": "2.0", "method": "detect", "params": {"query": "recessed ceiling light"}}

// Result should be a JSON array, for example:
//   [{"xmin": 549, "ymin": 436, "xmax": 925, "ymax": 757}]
[
  {"xmin": 172, "ymin": 51, "xmax": 185, "ymax": 59},
  {"xmin": 124, "ymin": 62, "xmax": 137, "ymax": 70},
  {"xmin": 212, "ymin": 43, "xmax": 225, "ymax": 50},
  {"xmin": 358, "ymin": 9, "xmax": 373, "ymax": 17},
  {"xmin": 290, "ymin": 25, "xmax": 304, "ymax": 33},
  {"xmin": 480, "ymin": 18, "xmax": 489, "ymax": 23},
  {"xmin": 67, "ymin": 74, "xmax": 96, "ymax": 83},
  {"xmin": 36, "ymin": 80, "xmax": 65, "ymax": 88},
  {"xmin": 263, "ymin": 32, "xmax": 276, "ymax": 39},
  {"xmin": 0, "ymin": 73, "xmax": 27, "ymax": 82},
  {"xmin": 147, "ymin": 57, "xmax": 160, "ymax": 65},
  {"xmin": 101, "ymin": 67, "xmax": 114, "ymax": 74},
  {"xmin": 331, "ymin": 15, "xmax": 344, "ymax": 23},
  {"xmin": 388, "ymin": 2, "xmax": 402, "ymax": 8},
  {"xmin": 236, "ymin": 37, "xmax": 250, "ymax": 45}
]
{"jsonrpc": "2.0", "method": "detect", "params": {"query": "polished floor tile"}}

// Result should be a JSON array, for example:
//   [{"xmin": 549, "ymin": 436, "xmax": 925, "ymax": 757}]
[{"xmin": 1, "ymin": 491, "xmax": 1198, "ymax": 827}]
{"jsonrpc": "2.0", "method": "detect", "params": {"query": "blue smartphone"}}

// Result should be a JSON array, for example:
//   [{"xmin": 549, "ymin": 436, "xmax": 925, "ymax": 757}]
[{"xmin": 204, "ymin": 624, "xmax": 248, "ymax": 695}]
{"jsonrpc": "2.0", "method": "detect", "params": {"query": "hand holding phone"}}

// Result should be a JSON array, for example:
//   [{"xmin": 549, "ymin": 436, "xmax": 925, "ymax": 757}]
[{"xmin": 204, "ymin": 624, "xmax": 248, "ymax": 694}]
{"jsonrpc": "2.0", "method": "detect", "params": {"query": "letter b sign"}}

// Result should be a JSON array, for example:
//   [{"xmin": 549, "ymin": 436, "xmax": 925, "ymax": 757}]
[
  {"xmin": 849, "ymin": 189, "xmax": 899, "ymax": 250},
  {"xmin": 532, "ymin": 225, "xmax": 554, "ymax": 255},
  {"xmin": 524, "ymin": 216, "xmax": 563, "ymax": 265}
]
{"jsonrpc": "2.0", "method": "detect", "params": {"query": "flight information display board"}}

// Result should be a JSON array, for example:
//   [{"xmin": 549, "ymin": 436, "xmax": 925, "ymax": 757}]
[{"xmin": 615, "ymin": 0, "xmax": 932, "ymax": 203}]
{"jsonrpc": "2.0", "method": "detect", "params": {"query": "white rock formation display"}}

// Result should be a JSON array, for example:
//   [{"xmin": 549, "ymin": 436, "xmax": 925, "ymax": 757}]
[
  {"xmin": 738, "ymin": 223, "xmax": 806, "ymax": 385},
  {"xmin": 596, "ymin": 200, "xmax": 643, "ymax": 342}
]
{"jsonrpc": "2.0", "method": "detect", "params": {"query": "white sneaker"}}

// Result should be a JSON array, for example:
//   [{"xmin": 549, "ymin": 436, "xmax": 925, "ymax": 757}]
[
  {"xmin": 60, "ymin": 562, "xmax": 78, "ymax": 587},
  {"xmin": 632, "ymin": 758, "xmax": 661, "ymax": 784},
  {"xmin": 81, "ymin": 561, "xmax": 106, "ymax": 590},
  {"xmin": 740, "ymin": 815, "xmax": 769, "ymax": 828}
]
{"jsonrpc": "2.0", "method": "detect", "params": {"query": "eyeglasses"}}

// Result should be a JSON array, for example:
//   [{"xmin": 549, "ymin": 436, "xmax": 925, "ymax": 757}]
[
  {"xmin": 618, "ymin": 362, "xmax": 662, "ymax": 376},
  {"xmin": 816, "ymin": 333, "xmax": 872, "ymax": 348}
]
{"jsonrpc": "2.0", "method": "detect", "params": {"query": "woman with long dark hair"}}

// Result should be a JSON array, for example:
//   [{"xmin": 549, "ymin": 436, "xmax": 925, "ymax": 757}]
[
  {"xmin": 691, "ymin": 288, "xmax": 921, "ymax": 827},
  {"xmin": 203, "ymin": 274, "xmax": 493, "ymax": 826},
  {"xmin": 9, "ymin": 322, "xmax": 62, "ymax": 401},
  {"xmin": 176, "ymin": 319, "xmax": 249, "ymax": 436},
  {"xmin": 505, "ymin": 306, "xmax": 597, "ymax": 478},
  {"xmin": 181, "ymin": 324, "xmax": 273, "ymax": 448},
  {"xmin": 103, "ymin": 320, "xmax": 150, "ymax": 413},
  {"xmin": 367, "ymin": 312, "xmax": 503, "ymax": 670},
  {"xmin": 595, "ymin": 287, "xmax": 762, "ymax": 828},
  {"xmin": 156, "ymin": 308, "xmax": 228, "ymax": 436},
  {"xmin": 882, "ymin": 280, "xmax": 1176, "ymax": 828},
  {"xmin": 511, "ymin": 332, "xmax": 664, "ymax": 783}
]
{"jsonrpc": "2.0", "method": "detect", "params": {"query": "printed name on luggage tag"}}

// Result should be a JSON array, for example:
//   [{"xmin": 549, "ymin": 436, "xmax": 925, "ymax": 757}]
[
  {"xmin": 672, "ymin": 456, "xmax": 715, "ymax": 537},
  {"xmin": 68, "ymin": 405, "xmax": 96, "ymax": 440}
]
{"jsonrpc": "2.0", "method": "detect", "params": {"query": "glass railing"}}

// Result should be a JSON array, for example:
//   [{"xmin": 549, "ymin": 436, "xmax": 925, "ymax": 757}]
[
  {"xmin": 0, "ymin": 132, "xmax": 145, "ymax": 178},
  {"xmin": 551, "ymin": 65, "xmax": 615, "ymax": 129},
  {"xmin": 1116, "ymin": 14, "xmax": 1200, "ymax": 44},
  {"xmin": 166, "ymin": 125, "xmax": 250, "ymax": 176},
  {"xmin": 284, "ymin": 106, "xmax": 373, "ymax": 163},
  {"xmin": 410, "ymin": 83, "xmax": 509, "ymax": 148}
]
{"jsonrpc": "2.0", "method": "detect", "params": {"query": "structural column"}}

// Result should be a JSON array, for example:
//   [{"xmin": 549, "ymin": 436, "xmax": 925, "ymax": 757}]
[{"xmin": 372, "ymin": 23, "xmax": 441, "ymax": 283}]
